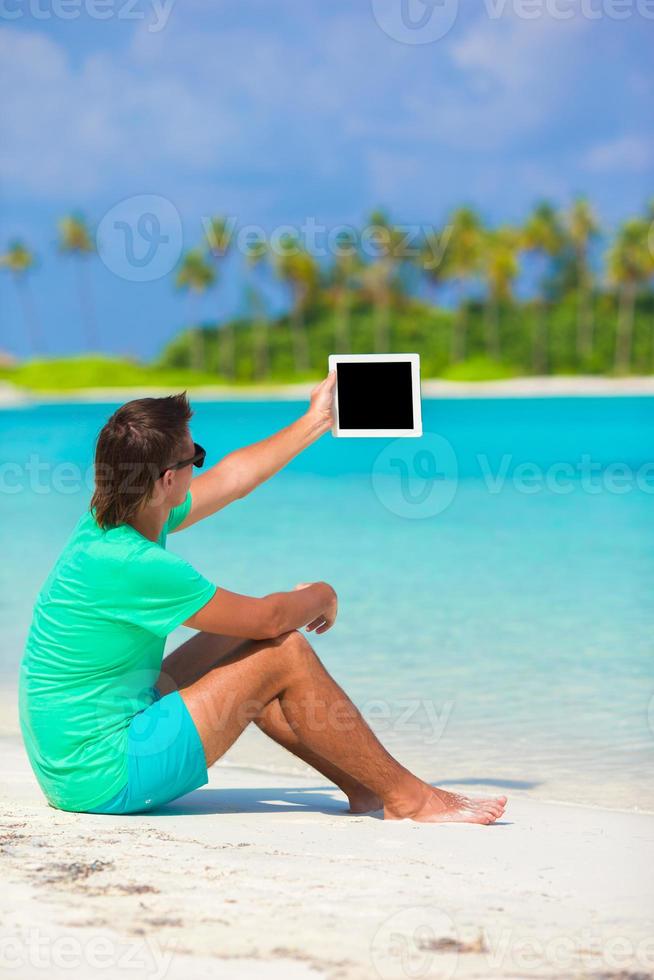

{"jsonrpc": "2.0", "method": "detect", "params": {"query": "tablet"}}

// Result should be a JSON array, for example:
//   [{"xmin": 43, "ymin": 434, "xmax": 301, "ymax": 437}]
[{"xmin": 328, "ymin": 353, "xmax": 422, "ymax": 438}]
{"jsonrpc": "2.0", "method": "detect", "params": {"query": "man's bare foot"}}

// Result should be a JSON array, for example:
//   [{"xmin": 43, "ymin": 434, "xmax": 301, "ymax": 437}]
[
  {"xmin": 384, "ymin": 784, "xmax": 507, "ymax": 824},
  {"xmin": 346, "ymin": 786, "xmax": 383, "ymax": 814}
]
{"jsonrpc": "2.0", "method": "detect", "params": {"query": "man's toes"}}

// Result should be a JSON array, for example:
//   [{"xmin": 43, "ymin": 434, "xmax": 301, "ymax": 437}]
[
  {"xmin": 471, "ymin": 798, "xmax": 495, "ymax": 811},
  {"xmin": 458, "ymin": 797, "xmax": 505, "ymax": 823},
  {"xmin": 479, "ymin": 797, "xmax": 506, "ymax": 816}
]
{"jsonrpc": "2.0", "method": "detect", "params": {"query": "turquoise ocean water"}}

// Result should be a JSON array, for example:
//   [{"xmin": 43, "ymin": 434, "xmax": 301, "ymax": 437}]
[{"xmin": 1, "ymin": 396, "xmax": 653, "ymax": 810}]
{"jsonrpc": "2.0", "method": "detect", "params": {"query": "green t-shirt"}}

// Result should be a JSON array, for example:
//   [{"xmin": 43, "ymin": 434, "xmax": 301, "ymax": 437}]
[{"xmin": 18, "ymin": 491, "xmax": 216, "ymax": 812}]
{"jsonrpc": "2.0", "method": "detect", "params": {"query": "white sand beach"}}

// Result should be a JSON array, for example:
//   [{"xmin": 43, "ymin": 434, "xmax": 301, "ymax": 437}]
[
  {"xmin": 1, "ymin": 376, "xmax": 654, "ymax": 407},
  {"xmin": 2, "ymin": 734, "xmax": 653, "ymax": 980},
  {"xmin": 0, "ymin": 381, "xmax": 31, "ymax": 407}
]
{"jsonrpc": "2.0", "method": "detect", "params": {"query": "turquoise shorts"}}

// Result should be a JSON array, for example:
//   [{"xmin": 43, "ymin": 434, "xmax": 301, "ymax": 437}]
[{"xmin": 88, "ymin": 687, "xmax": 208, "ymax": 815}]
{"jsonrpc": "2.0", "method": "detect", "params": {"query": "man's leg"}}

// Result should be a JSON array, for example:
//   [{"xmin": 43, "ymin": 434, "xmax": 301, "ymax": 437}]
[
  {"xmin": 253, "ymin": 695, "xmax": 382, "ymax": 813},
  {"xmin": 178, "ymin": 629, "xmax": 507, "ymax": 823},
  {"xmin": 156, "ymin": 631, "xmax": 246, "ymax": 693},
  {"xmin": 157, "ymin": 632, "xmax": 381, "ymax": 813}
]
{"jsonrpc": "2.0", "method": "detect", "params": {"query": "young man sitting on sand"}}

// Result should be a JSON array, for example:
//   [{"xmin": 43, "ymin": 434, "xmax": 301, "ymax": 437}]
[{"xmin": 19, "ymin": 373, "xmax": 506, "ymax": 823}]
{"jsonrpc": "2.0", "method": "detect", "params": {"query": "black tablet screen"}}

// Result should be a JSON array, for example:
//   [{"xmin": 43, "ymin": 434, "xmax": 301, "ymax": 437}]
[{"xmin": 336, "ymin": 362, "xmax": 414, "ymax": 430}]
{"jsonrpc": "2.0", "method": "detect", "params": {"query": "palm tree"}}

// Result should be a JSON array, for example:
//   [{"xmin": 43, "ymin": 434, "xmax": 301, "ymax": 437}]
[
  {"xmin": 481, "ymin": 226, "xmax": 520, "ymax": 360},
  {"xmin": 363, "ymin": 211, "xmax": 408, "ymax": 354},
  {"xmin": 418, "ymin": 223, "xmax": 453, "ymax": 295},
  {"xmin": 0, "ymin": 241, "xmax": 42, "ymax": 354},
  {"xmin": 58, "ymin": 213, "xmax": 98, "ymax": 350},
  {"xmin": 203, "ymin": 216, "xmax": 234, "ymax": 379},
  {"xmin": 440, "ymin": 207, "xmax": 484, "ymax": 362},
  {"xmin": 566, "ymin": 198, "xmax": 600, "ymax": 362},
  {"xmin": 175, "ymin": 249, "xmax": 216, "ymax": 373},
  {"xmin": 274, "ymin": 235, "xmax": 318, "ymax": 375},
  {"xmin": 245, "ymin": 237, "xmax": 270, "ymax": 381},
  {"xmin": 331, "ymin": 230, "xmax": 361, "ymax": 353},
  {"xmin": 522, "ymin": 203, "xmax": 566, "ymax": 374},
  {"xmin": 606, "ymin": 218, "xmax": 650, "ymax": 374}
]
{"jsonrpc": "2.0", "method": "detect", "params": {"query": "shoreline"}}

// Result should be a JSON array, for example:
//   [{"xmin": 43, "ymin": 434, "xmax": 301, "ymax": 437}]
[
  {"xmin": 2, "ymin": 375, "xmax": 654, "ymax": 407},
  {"xmin": 2, "ymin": 671, "xmax": 651, "ymax": 817},
  {"xmin": 217, "ymin": 759, "xmax": 654, "ymax": 817},
  {"xmin": 1, "ymin": 737, "xmax": 652, "ymax": 980},
  {"xmin": 1, "ymin": 690, "xmax": 649, "ymax": 817}
]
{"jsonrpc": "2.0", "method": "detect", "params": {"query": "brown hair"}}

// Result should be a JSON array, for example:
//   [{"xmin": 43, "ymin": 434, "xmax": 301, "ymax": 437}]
[{"xmin": 90, "ymin": 392, "xmax": 192, "ymax": 529}]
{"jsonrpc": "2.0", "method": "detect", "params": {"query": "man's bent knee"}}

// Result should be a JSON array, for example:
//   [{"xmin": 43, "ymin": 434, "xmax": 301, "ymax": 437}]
[
  {"xmin": 271, "ymin": 629, "xmax": 317, "ymax": 667},
  {"xmin": 276, "ymin": 629, "xmax": 314, "ymax": 650}
]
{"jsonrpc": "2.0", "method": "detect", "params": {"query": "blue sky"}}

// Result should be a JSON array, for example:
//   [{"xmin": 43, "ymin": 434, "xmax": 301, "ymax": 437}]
[{"xmin": 1, "ymin": 0, "xmax": 652, "ymax": 359}]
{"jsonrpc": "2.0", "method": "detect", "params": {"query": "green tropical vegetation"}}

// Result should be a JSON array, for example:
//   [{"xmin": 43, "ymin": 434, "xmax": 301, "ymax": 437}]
[{"xmin": 1, "ymin": 199, "xmax": 653, "ymax": 390}]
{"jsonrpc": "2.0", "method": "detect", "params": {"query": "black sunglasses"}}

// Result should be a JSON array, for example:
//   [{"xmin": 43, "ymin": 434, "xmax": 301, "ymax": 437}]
[{"xmin": 160, "ymin": 442, "xmax": 206, "ymax": 479}]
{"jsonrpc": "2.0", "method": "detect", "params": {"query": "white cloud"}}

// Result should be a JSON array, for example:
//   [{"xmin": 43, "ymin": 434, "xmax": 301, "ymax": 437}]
[
  {"xmin": 0, "ymin": 26, "xmax": 246, "ymax": 199},
  {"xmin": 0, "ymin": 6, "xmax": 650, "ymax": 216},
  {"xmin": 582, "ymin": 135, "xmax": 653, "ymax": 173},
  {"xmin": 336, "ymin": 9, "xmax": 592, "ymax": 152},
  {"xmin": 436, "ymin": 10, "xmax": 589, "ymax": 146},
  {"xmin": 0, "ymin": 14, "xmax": 405, "ymax": 206}
]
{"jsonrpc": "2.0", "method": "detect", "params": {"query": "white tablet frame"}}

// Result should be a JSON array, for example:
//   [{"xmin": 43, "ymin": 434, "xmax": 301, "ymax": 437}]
[{"xmin": 328, "ymin": 353, "xmax": 423, "ymax": 438}]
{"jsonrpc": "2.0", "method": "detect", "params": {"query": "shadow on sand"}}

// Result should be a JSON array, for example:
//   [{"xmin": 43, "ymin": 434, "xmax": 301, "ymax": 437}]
[
  {"xmin": 149, "ymin": 785, "xmax": 351, "ymax": 817},
  {"xmin": 439, "ymin": 777, "xmax": 540, "ymax": 791},
  {"xmin": 146, "ymin": 776, "xmax": 526, "ymax": 819}
]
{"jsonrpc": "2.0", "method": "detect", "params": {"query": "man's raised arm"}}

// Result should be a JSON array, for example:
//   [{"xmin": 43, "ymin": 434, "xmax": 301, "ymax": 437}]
[{"xmin": 172, "ymin": 372, "xmax": 336, "ymax": 531}]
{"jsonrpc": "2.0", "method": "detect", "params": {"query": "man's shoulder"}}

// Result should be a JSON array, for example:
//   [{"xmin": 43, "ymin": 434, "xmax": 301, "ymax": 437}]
[{"xmin": 62, "ymin": 512, "xmax": 154, "ymax": 572}]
